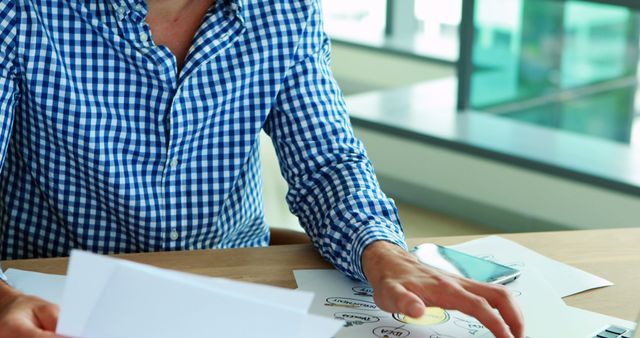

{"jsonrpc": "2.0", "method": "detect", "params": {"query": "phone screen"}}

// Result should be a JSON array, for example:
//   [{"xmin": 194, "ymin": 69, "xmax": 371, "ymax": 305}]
[{"xmin": 411, "ymin": 244, "xmax": 520, "ymax": 284}]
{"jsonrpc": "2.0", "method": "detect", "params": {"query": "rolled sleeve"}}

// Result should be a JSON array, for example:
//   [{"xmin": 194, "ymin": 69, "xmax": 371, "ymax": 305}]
[
  {"xmin": 350, "ymin": 222, "xmax": 408, "ymax": 281},
  {"xmin": 0, "ymin": 265, "xmax": 7, "ymax": 285}
]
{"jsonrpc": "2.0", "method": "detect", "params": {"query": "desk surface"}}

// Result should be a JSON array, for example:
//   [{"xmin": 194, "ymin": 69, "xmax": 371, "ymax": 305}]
[{"xmin": 4, "ymin": 228, "xmax": 639, "ymax": 321}]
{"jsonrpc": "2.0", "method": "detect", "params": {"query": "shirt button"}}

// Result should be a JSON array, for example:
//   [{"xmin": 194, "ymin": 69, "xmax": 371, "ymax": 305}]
[
  {"xmin": 230, "ymin": 3, "xmax": 239, "ymax": 11},
  {"xmin": 169, "ymin": 159, "xmax": 179, "ymax": 169},
  {"xmin": 134, "ymin": 4, "xmax": 144, "ymax": 12},
  {"xmin": 140, "ymin": 32, "xmax": 149, "ymax": 42},
  {"xmin": 116, "ymin": 6, "xmax": 126, "ymax": 17},
  {"xmin": 170, "ymin": 230, "xmax": 179, "ymax": 241}
]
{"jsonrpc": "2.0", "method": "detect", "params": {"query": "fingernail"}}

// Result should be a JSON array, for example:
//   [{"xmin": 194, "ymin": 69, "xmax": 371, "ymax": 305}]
[{"xmin": 408, "ymin": 302, "xmax": 424, "ymax": 318}]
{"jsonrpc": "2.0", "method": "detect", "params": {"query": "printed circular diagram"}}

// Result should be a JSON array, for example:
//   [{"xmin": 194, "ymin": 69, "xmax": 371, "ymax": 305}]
[
  {"xmin": 454, "ymin": 317, "xmax": 486, "ymax": 335},
  {"xmin": 334, "ymin": 312, "xmax": 380, "ymax": 327},
  {"xmin": 393, "ymin": 307, "xmax": 450, "ymax": 326},
  {"xmin": 325, "ymin": 297, "xmax": 378, "ymax": 310},
  {"xmin": 372, "ymin": 326, "xmax": 411, "ymax": 338}
]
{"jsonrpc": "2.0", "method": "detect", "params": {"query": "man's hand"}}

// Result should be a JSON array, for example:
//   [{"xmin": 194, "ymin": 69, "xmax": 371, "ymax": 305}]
[
  {"xmin": 362, "ymin": 241, "xmax": 525, "ymax": 338},
  {"xmin": 0, "ymin": 282, "xmax": 64, "ymax": 338}
]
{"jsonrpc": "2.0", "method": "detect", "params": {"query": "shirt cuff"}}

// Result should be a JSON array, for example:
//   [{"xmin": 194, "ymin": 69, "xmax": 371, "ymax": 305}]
[
  {"xmin": 0, "ymin": 264, "xmax": 8, "ymax": 285},
  {"xmin": 350, "ymin": 222, "xmax": 408, "ymax": 282}
]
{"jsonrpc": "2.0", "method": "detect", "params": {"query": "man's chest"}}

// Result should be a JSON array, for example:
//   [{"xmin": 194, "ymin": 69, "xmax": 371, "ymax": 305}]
[
  {"xmin": 18, "ymin": 3, "xmax": 293, "ymax": 127},
  {"xmin": 145, "ymin": 0, "xmax": 217, "ymax": 71},
  {"xmin": 12, "ymin": 0, "xmax": 308, "ymax": 170}
]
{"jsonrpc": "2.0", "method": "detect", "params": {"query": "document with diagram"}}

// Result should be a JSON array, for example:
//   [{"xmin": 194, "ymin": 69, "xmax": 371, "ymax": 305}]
[{"xmin": 294, "ymin": 267, "xmax": 562, "ymax": 338}]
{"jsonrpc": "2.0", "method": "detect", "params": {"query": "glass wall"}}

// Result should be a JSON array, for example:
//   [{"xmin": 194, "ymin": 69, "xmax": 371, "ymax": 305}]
[
  {"xmin": 469, "ymin": 0, "xmax": 640, "ymax": 144},
  {"xmin": 412, "ymin": 0, "xmax": 462, "ymax": 60},
  {"xmin": 323, "ymin": 0, "xmax": 462, "ymax": 61},
  {"xmin": 322, "ymin": 0, "xmax": 387, "ymax": 45},
  {"xmin": 321, "ymin": 0, "xmax": 640, "ymax": 146}
]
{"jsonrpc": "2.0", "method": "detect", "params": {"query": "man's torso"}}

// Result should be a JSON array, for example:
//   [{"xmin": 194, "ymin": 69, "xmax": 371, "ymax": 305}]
[{"xmin": 0, "ymin": 0, "xmax": 312, "ymax": 259}]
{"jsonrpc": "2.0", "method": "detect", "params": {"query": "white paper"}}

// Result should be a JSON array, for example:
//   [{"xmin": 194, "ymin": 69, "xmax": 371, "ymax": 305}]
[
  {"xmin": 295, "ymin": 268, "xmax": 567, "ymax": 338},
  {"xmin": 56, "ymin": 251, "xmax": 343, "ymax": 338},
  {"xmin": 450, "ymin": 236, "xmax": 613, "ymax": 297},
  {"xmin": 520, "ymin": 303, "xmax": 636, "ymax": 337},
  {"xmin": 4, "ymin": 269, "xmax": 66, "ymax": 305},
  {"xmin": 557, "ymin": 306, "xmax": 636, "ymax": 337}
]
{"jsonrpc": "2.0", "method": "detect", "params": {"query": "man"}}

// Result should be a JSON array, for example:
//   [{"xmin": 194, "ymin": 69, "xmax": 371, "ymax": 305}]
[{"xmin": 0, "ymin": 0, "xmax": 524, "ymax": 337}]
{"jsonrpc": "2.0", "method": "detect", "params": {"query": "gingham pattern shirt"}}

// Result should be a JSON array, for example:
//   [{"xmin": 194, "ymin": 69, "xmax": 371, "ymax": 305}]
[{"xmin": 0, "ymin": 0, "xmax": 406, "ymax": 282}]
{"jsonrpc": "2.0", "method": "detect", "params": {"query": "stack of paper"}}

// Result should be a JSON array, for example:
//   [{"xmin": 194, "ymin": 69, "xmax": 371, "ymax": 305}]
[
  {"xmin": 6, "ymin": 251, "xmax": 343, "ymax": 338},
  {"xmin": 5, "ymin": 269, "xmax": 66, "ymax": 304}
]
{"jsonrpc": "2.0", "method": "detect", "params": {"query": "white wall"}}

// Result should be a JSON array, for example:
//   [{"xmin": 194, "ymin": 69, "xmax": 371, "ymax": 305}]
[
  {"xmin": 355, "ymin": 127, "xmax": 640, "ymax": 230},
  {"xmin": 260, "ymin": 132, "xmax": 301, "ymax": 231},
  {"xmin": 330, "ymin": 43, "xmax": 455, "ymax": 94}
]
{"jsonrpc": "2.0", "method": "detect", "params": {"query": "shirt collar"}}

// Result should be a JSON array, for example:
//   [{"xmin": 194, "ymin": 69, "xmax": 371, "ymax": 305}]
[
  {"xmin": 231, "ymin": 0, "xmax": 244, "ymax": 12},
  {"xmin": 109, "ymin": 0, "xmax": 146, "ymax": 21}
]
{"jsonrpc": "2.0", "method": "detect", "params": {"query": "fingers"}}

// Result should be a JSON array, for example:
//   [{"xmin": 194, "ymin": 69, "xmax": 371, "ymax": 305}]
[
  {"xmin": 452, "ymin": 287, "xmax": 516, "ymax": 338},
  {"xmin": 25, "ymin": 330, "xmax": 64, "ymax": 338},
  {"xmin": 362, "ymin": 244, "xmax": 524, "ymax": 338},
  {"xmin": 374, "ymin": 277, "xmax": 524, "ymax": 338},
  {"xmin": 3, "ymin": 321, "xmax": 63, "ymax": 338},
  {"xmin": 373, "ymin": 281, "xmax": 425, "ymax": 318},
  {"xmin": 33, "ymin": 303, "xmax": 60, "ymax": 332},
  {"xmin": 34, "ymin": 331, "xmax": 66, "ymax": 338},
  {"xmin": 464, "ymin": 281, "xmax": 525, "ymax": 338},
  {"xmin": 0, "ymin": 292, "xmax": 65, "ymax": 338}
]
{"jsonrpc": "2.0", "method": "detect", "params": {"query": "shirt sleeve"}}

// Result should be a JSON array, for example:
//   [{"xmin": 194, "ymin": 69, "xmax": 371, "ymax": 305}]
[
  {"xmin": 0, "ymin": 1, "xmax": 17, "ymax": 166},
  {"xmin": 263, "ymin": 0, "xmax": 407, "ymax": 281},
  {"xmin": 0, "ymin": 1, "xmax": 19, "ymax": 278},
  {"xmin": 0, "ymin": 265, "xmax": 8, "ymax": 285}
]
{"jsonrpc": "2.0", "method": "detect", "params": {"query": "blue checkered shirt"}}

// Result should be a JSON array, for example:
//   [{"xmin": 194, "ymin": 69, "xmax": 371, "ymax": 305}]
[{"xmin": 0, "ymin": 0, "xmax": 406, "ymax": 282}]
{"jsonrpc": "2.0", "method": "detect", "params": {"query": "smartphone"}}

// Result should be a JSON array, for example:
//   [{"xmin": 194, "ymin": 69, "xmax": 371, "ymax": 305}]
[{"xmin": 410, "ymin": 243, "xmax": 521, "ymax": 285}]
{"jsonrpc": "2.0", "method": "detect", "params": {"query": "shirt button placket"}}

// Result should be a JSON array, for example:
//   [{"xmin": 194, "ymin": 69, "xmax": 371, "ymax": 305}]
[
  {"xmin": 169, "ymin": 159, "xmax": 179, "ymax": 169},
  {"xmin": 170, "ymin": 229, "xmax": 179, "ymax": 241},
  {"xmin": 116, "ymin": 6, "xmax": 126, "ymax": 19}
]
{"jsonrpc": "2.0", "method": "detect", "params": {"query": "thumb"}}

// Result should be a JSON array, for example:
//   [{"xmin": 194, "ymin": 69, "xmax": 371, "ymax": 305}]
[{"xmin": 33, "ymin": 303, "xmax": 60, "ymax": 332}]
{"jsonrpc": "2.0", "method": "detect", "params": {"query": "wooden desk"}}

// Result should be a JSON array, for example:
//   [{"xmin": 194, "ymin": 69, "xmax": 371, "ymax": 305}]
[{"xmin": 4, "ymin": 228, "xmax": 639, "ymax": 321}]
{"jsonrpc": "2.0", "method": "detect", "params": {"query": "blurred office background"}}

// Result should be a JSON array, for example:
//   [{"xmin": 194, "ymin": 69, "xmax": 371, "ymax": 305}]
[{"xmin": 262, "ymin": 0, "xmax": 640, "ymax": 237}]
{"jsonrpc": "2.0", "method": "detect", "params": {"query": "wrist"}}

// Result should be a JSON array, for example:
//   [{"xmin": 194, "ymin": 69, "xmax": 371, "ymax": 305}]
[{"xmin": 362, "ymin": 240, "xmax": 415, "ymax": 284}]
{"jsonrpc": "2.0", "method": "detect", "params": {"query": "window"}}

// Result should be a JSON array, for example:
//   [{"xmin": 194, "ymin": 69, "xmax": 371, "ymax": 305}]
[
  {"xmin": 321, "ymin": 0, "xmax": 640, "ymax": 146},
  {"xmin": 323, "ymin": 0, "xmax": 463, "ymax": 61},
  {"xmin": 413, "ymin": 0, "xmax": 462, "ymax": 60},
  {"xmin": 322, "ymin": 0, "xmax": 387, "ymax": 45},
  {"xmin": 468, "ymin": 0, "xmax": 640, "ymax": 144}
]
